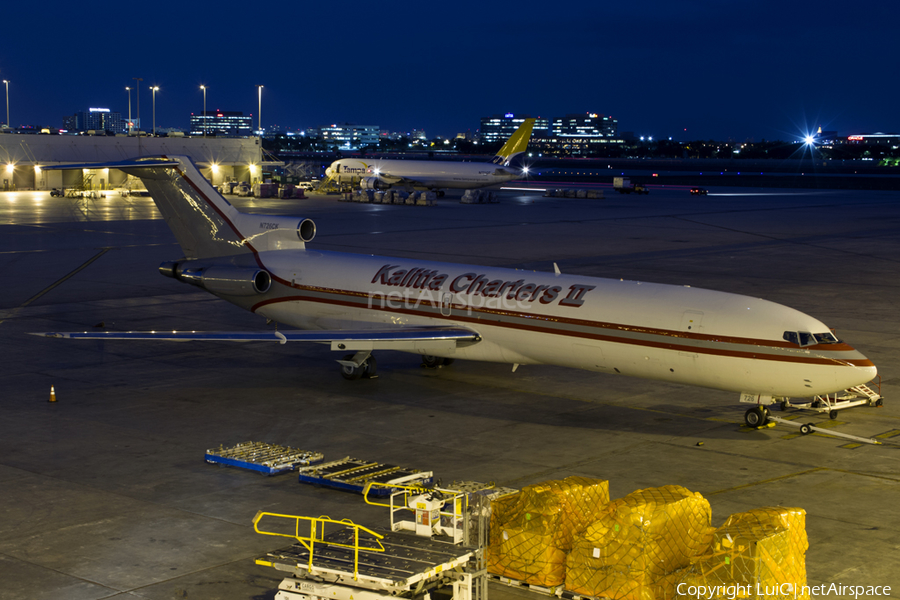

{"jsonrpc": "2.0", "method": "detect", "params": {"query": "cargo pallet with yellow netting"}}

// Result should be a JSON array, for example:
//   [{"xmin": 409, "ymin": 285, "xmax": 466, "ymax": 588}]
[{"xmin": 487, "ymin": 477, "xmax": 809, "ymax": 600}]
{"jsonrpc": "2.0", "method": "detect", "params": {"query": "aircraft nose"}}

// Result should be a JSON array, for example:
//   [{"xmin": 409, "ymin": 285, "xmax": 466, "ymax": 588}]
[
  {"xmin": 325, "ymin": 167, "xmax": 335, "ymax": 178},
  {"xmin": 840, "ymin": 346, "xmax": 878, "ymax": 388}
]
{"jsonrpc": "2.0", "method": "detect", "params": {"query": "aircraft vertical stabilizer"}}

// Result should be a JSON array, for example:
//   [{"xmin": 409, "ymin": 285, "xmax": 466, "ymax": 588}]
[
  {"xmin": 492, "ymin": 118, "xmax": 535, "ymax": 165},
  {"xmin": 46, "ymin": 157, "xmax": 252, "ymax": 259}
]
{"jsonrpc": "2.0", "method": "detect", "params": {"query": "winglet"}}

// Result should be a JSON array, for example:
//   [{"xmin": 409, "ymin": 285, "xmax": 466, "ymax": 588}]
[{"xmin": 492, "ymin": 118, "xmax": 535, "ymax": 166}]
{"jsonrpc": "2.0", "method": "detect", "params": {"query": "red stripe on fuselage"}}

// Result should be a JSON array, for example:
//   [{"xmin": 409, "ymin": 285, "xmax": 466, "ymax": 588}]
[{"xmin": 250, "ymin": 290, "xmax": 872, "ymax": 368}]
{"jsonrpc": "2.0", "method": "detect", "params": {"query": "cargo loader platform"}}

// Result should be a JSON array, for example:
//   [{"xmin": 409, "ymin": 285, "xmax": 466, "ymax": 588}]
[{"xmin": 254, "ymin": 513, "xmax": 484, "ymax": 600}]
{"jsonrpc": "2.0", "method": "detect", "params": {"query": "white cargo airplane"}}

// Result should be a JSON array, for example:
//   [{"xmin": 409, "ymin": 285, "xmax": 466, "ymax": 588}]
[
  {"xmin": 38, "ymin": 156, "xmax": 877, "ymax": 428},
  {"xmin": 323, "ymin": 119, "xmax": 534, "ymax": 193}
]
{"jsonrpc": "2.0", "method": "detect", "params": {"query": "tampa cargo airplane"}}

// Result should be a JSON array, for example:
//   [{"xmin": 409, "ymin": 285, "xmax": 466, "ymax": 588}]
[
  {"xmin": 323, "ymin": 119, "xmax": 535, "ymax": 194},
  {"xmin": 38, "ymin": 156, "xmax": 877, "ymax": 428}
]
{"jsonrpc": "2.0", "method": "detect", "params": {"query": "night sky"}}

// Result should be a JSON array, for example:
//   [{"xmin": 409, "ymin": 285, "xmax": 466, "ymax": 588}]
[{"xmin": 3, "ymin": 0, "xmax": 898, "ymax": 141}]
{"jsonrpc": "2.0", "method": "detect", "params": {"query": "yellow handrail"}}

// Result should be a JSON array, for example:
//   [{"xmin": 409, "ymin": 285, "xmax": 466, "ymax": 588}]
[
  {"xmin": 363, "ymin": 481, "xmax": 435, "ymax": 507},
  {"xmin": 253, "ymin": 512, "xmax": 385, "ymax": 580}
]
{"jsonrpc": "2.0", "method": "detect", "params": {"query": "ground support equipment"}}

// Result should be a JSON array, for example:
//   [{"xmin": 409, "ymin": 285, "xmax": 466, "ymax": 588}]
[
  {"xmin": 205, "ymin": 441, "xmax": 324, "ymax": 475},
  {"xmin": 490, "ymin": 573, "xmax": 635, "ymax": 600},
  {"xmin": 740, "ymin": 379, "xmax": 882, "ymax": 428},
  {"xmin": 297, "ymin": 457, "xmax": 433, "ymax": 495},
  {"xmin": 765, "ymin": 415, "xmax": 882, "ymax": 445},
  {"xmin": 254, "ymin": 513, "xmax": 485, "ymax": 600},
  {"xmin": 446, "ymin": 481, "xmax": 519, "ymax": 503},
  {"xmin": 779, "ymin": 382, "xmax": 883, "ymax": 419},
  {"xmin": 489, "ymin": 574, "xmax": 564, "ymax": 598},
  {"xmin": 362, "ymin": 480, "xmax": 517, "ymax": 545}
]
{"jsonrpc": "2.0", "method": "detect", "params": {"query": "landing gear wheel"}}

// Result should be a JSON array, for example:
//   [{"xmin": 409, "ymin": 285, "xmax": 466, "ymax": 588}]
[
  {"xmin": 340, "ymin": 354, "xmax": 365, "ymax": 380},
  {"xmin": 829, "ymin": 409, "xmax": 838, "ymax": 420},
  {"xmin": 744, "ymin": 406, "xmax": 768, "ymax": 428},
  {"xmin": 800, "ymin": 423, "xmax": 814, "ymax": 435},
  {"xmin": 421, "ymin": 355, "xmax": 445, "ymax": 369},
  {"xmin": 362, "ymin": 355, "xmax": 378, "ymax": 379},
  {"xmin": 780, "ymin": 400, "xmax": 788, "ymax": 411}
]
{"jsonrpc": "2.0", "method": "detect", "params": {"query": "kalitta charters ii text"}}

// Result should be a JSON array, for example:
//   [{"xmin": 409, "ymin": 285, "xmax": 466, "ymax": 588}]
[{"xmin": 676, "ymin": 582, "xmax": 891, "ymax": 600}]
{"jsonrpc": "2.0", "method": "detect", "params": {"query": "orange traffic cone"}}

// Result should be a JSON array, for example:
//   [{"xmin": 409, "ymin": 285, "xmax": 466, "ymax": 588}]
[{"xmin": 48, "ymin": 386, "xmax": 57, "ymax": 403}]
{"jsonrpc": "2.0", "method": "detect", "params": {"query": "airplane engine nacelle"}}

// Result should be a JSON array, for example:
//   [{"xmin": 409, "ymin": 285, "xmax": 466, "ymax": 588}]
[
  {"xmin": 359, "ymin": 177, "xmax": 388, "ymax": 190},
  {"xmin": 201, "ymin": 266, "xmax": 272, "ymax": 296},
  {"xmin": 160, "ymin": 263, "xmax": 272, "ymax": 296}
]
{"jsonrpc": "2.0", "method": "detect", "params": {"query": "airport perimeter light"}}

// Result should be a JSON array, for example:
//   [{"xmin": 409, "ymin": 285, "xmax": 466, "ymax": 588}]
[
  {"xmin": 150, "ymin": 86, "xmax": 159, "ymax": 135},
  {"xmin": 3, "ymin": 80, "xmax": 9, "ymax": 129},
  {"xmin": 256, "ymin": 85, "xmax": 263, "ymax": 135},
  {"xmin": 200, "ymin": 85, "xmax": 208, "ymax": 138},
  {"xmin": 125, "ymin": 87, "xmax": 132, "ymax": 134},
  {"xmin": 132, "ymin": 77, "xmax": 143, "ymax": 132}
]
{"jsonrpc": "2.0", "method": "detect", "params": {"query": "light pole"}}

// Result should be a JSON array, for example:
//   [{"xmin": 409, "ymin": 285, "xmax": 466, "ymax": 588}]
[
  {"xmin": 125, "ymin": 86, "xmax": 132, "ymax": 134},
  {"xmin": 132, "ymin": 77, "xmax": 143, "ymax": 133},
  {"xmin": 256, "ymin": 84, "xmax": 263, "ymax": 136},
  {"xmin": 200, "ymin": 85, "xmax": 207, "ymax": 137},
  {"xmin": 3, "ymin": 80, "xmax": 9, "ymax": 129},
  {"xmin": 150, "ymin": 86, "xmax": 159, "ymax": 135}
]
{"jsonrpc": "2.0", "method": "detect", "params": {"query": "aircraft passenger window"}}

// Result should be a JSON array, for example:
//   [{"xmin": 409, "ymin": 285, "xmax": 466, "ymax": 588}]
[{"xmin": 783, "ymin": 331, "xmax": 800, "ymax": 345}]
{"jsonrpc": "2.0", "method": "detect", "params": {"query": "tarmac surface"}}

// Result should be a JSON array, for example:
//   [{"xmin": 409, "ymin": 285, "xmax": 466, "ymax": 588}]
[{"xmin": 1, "ymin": 181, "xmax": 899, "ymax": 599}]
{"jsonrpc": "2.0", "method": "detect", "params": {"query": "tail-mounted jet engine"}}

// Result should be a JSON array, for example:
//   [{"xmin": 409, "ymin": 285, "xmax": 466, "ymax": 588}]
[{"xmin": 159, "ymin": 263, "xmax": 271, "ymax": 296}]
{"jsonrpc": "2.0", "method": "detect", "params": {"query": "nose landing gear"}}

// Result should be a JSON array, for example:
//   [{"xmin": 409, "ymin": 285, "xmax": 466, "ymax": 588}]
[{"xmin": 744, "ymin": 405, "xmax": 769, "ymax": 428}]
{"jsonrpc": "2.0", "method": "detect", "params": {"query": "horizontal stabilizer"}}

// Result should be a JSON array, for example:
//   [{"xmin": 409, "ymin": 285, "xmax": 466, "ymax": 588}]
[
  {"xmin": 41, "ymin": 158, "xmax": 180, "ymax": 171},
  {"xmin": 31, "ymin": 326, "xmax": 480, "ymax": 352}
]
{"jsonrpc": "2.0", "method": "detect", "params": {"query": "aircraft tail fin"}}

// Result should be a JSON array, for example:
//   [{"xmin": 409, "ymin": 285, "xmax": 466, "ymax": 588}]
[
  {"xmin": 491, "ymin": 118, "xmax": 535, "ymax": 166},
  {"xmin": 44, "ymin": 156, "xmax": 315, "ymax": 259}
]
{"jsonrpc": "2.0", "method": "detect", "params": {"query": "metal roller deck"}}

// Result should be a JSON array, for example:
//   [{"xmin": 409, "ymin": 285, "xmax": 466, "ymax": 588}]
[
  {"xmin": 205, "ymin": 441, "xmax": 324, "ymax": 475},
  {"xmin": 297, "ymin": 457, "xmax": 434, "ymax": 494}
]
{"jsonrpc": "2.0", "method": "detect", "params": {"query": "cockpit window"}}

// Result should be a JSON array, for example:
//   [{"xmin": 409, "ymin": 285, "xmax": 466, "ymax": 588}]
[
  {"xmin": 799, "ymin": 331, "xmax": 816, "ymax": 346},
  {"xmin": 783, "ymin": 331, "xmax": 800, "ymax": 345},
  {"xmin": 814, "ymin": 331, "xmax": 840, "ymax": 344},
  {"xmin": 783, "ymin": 331, "xmax": 841, "ymax": 346}
]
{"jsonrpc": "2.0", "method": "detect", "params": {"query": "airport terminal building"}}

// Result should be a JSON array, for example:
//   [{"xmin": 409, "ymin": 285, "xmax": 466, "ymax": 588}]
[{"xmin": 0, "ymin": 133, "xmax": 267, "ymax": 191}]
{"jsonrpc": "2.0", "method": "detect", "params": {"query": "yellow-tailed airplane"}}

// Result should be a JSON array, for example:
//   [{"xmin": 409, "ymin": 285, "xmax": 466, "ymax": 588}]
[{"xmin": 324, "ymin": 119, "xmax": 534, "ymax": 193}]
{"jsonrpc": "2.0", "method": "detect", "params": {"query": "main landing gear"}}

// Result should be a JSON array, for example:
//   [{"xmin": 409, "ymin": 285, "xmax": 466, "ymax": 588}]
[
  {"xmin": 336, "ymin": 353, "xmax": 457, "ymax": 379},
  {"xmin": 421, "ymin": 355, "xmax": 455, "ymax": 369},
  {"xmin": 337, "ymin": 352, "xmax": 378, "ymax": 380}
]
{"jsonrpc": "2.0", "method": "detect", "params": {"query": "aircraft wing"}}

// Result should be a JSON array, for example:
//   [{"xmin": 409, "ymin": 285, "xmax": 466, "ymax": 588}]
[{"xmin": 31, "ymin": 326, "xmax": 481, "ymax": 353}]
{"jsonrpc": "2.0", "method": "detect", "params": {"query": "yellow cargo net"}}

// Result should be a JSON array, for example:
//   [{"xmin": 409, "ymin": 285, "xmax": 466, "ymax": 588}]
[
  {"xmin": 253, "ymin": 512, "xmax": 385, "ymax": 580},
  {"xmin": 485, "ymin": 477, "xmax": 809, "ymax": 600},
  {"xmin": 676, "ymin": 507, "xmax": 809, "ymax": 600},
  {"xmin": 565, "ymin": 484, "xmax": 712, "ymax": 600},
  {"xmin": 487, "ymin": 476, "xmax": 611, "ymax": 587}
]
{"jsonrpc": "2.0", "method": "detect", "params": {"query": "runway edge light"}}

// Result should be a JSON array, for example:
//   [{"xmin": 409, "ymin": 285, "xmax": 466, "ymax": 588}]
[{"xmin": 48, "ymin": 386, "xmax": 57, "ymax": 403}]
